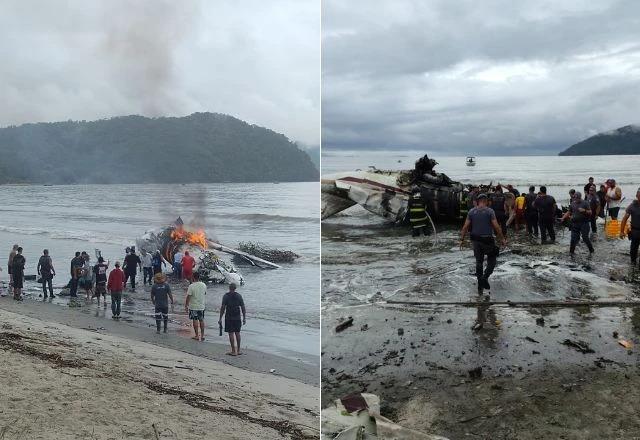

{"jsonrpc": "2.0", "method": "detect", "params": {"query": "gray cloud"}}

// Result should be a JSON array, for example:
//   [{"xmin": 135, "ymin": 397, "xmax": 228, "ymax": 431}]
[
  {"xmin": 0, "ymin": 0, "xmax": 319, "ymax": 145},
  {"xmin": 323, "ymin": 0, "xmax": 640, "ymax": 154}
]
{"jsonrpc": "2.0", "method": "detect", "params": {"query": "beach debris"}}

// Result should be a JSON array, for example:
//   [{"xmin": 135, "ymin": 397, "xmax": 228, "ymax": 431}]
[
  {"xmin": 152, "ymin": 423, "xmax": 161, "ymax": 440},
  {"xmin": 561, "ymin": 339, "xmax": 595, "ymax": 354},
  {"xmin": 149, "ymin": 363, "xmax": 172, "ymax": 369},
  {"xmin": 336, "ymin": 317, "xmax": 354, "ymax": 333},
  {"xmin": 174, "ymin": 365, "xmax": 193, "ymax": 370},
  {"xmin": 322, "ymin": 393, "xmax": 449, "ymax": 439},
  {"xmin": 360, "ymin": 324, "xmax": 369, "ymax": 331},
  {"xmin": 468, "ymin": 367, "xmax": 483, "ymax": 380},
  {"xmin": 341, "ymin": 393, "xmax": 369, "ymax": 413},
  {"xmin": 0, "ymin": 332, "xmax": 88, "ymax": 369},
  {"xmin": 237, "ymin": 242, "xmax": 299, "ymax": 263},
  {"xmin": 618, "ymin": 339, "xmax": 633, "ymax": 349},
  {"xmin": 269, "ymin": 369, "xmax": 276, "ymax": 374},
  {"xmin": 525, "ymin": 336, "xmax": 540, "ymax": 344}
]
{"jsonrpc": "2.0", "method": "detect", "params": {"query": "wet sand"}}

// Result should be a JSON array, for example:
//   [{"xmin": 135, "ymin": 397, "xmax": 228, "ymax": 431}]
[
  {"xmin": 322, "ymin": 215, "xmax": 640, "ymax": 439},
  {"xmin": 0, "ymin": 307, "xmax": 319, "ymax": 439},
  {"xmin": 0, "ymin": 290, "xmax": 318, "ymax": 386}
]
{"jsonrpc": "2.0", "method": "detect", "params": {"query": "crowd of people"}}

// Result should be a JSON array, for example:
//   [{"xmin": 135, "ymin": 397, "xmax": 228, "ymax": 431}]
[
  {"xmin": 1, "ymin": 245, "xmax": 248, "ymax": 355},
  {"xmin": 458, "ymin": 177, "xmax": 639, "ymax": 294}
]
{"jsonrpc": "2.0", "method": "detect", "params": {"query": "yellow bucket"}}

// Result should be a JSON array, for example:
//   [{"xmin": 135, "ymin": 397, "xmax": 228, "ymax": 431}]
[{"xmin": 605, "ymin": 219, "xmax": 620, "ymax": 238}]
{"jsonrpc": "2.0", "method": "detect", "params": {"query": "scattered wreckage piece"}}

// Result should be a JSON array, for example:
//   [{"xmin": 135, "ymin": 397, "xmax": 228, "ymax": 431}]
[
  {"xmin": 335, "ymin": 317, "xmax": 354, "ymax": 333},
  {"xmin": 562, "ymin": 339, "xmax": 595, "ymax": 354},
  {"xmin": 237, "ymin": 242, "xmax": 299, "ymax": 264},
  {"xmin": 386, "ymin": 299, "xmax": 640, "ymax": 308},
  {"xmin": 321, "ymin": 154, "xmax": 467, "ymax": 224},
  {"xmin": 322, "ymin": 393, "xmax": 449, "ymax": 440}
]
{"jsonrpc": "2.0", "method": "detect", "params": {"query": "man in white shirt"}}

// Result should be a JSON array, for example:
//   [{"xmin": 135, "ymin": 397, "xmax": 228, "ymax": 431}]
[
  {"xmin": 140, "ymin": 249, "xmax": 153, "ymax": 286},
  {"xmin": 185, "ymin": 272, "xmax": 207, "ymax": 341}
]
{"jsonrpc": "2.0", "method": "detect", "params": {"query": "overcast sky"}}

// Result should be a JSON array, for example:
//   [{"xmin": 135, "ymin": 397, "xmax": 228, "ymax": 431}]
[
  {"xmin": 0, "ymin": 0, "xmax": 319, "ymax": 146},
  {"xmin": 323, "ymin": 0, "xmax": 640, "ymax": 155}
]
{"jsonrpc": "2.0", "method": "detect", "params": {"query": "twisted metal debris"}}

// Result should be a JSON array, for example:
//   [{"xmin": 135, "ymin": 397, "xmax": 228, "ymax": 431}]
[{"xmin": 237, "ymin": 242, "xmax": 299, "ymax": 263}]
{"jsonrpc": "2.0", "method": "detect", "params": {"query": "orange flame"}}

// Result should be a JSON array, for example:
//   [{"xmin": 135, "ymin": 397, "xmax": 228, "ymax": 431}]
[{"xmin": 171, "ymin": 226, "xmax": 208, "ymax": 249}]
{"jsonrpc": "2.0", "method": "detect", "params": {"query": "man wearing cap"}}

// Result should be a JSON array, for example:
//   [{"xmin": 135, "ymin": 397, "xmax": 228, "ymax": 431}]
[
  {"xmin": 620, "ymin": 187, "xmax": 640, "ymax": 265},
  {"xmin": 561, "ymin": 191, "xmax": 594, "ymax": 255},
  {"xmin": 151, "ymin": 272, "xmax": 174, "ymax": 333},
  {"xmin": 460, "ymin": 193, "xmax": 507, "ymax": 293}
]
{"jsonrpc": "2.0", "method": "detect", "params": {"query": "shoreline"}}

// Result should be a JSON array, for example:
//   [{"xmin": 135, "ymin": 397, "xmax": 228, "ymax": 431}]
[
  {"xmin": 0, "ymin": 293, "xmax": 319, "ymax": 386},
  {"xmin": 0, "ymin": 307, "xmax": 319, "ymax": 439}
]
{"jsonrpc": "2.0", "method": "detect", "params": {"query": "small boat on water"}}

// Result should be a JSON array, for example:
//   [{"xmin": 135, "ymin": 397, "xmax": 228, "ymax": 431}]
[{"xmin": 466, "ymin": 156, "xmax": 476, "ymax": 167}]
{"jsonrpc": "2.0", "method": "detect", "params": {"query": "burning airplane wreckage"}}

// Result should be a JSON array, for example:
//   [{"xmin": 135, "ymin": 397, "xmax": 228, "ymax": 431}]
[
  {"xmin": 136, "ymin": 218, "xmax": 296, "ymax": 286},
  {"xmin": 322, "ymin": 154, "xmax": 489, "ymax": 228}
]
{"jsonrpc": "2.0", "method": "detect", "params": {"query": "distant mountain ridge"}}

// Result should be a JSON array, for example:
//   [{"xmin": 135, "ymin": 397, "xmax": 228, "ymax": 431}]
[
  {"xmin": 559, "ymin": 125, "xmax": 640, "ymax": 156},
  {"xmin": 0, "ymin": 112, "xmax": 319, "ymax": 184}
]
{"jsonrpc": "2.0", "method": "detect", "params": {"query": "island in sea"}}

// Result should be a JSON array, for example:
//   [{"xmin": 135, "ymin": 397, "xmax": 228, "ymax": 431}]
[
  {"xmin": 559, "ymin": 124, "xmax": 640, "ymax": 156},
  {"xmin": 0, "ymin": 112, "xmax": 319, "ymax": 184}
]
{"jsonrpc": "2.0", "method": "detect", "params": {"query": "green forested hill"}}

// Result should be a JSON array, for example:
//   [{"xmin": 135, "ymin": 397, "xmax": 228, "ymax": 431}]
[
  {"xmin": 559, "ymin": 125, "xmax": 640, "ymax": 156},
  {"xmin": 0, "ymin": 113, "xmax": 319, "ymax": 184}
]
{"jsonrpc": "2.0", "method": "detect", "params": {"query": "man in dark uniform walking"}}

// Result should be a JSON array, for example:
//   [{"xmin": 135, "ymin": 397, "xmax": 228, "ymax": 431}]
[{"xmin": 460, "ymin": 194, "xmax": 507, "ymax": 294}]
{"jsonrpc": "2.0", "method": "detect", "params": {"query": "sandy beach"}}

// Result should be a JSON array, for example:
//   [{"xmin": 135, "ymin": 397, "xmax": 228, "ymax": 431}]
[{"xmin": 0, "ymin": 304, "xmax": 319, "ymax": 439}]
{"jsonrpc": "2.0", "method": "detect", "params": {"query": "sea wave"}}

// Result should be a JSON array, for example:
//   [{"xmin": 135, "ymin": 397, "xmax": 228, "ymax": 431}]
[
  {"xmin": 208, "ymin": 213, "xmax": 317, "ymax": 223},
  {"xmin": 0, "ymin": 225, "xmax": 132, "ymax": 247}
]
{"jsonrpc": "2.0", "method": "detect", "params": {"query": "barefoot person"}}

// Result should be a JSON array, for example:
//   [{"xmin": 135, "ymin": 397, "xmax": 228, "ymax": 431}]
[
  {"xmin": 151, "ymin": 272, "xmax": 173, "ymax": 334},
  {"xmin": 12, "ymin": 247, "xmax": 26, "ymax": 301},
  {"xmin": 93, "ymin": 257, "xmax": 109, "ymax": 307},
  {"xmin": 37, "ymin": 249, "xmax": 56, "ymax": 299},
  {"xmin": 8, "ymin": 244, "xmax": 18, "ymax": 296},
  {"xmin": 218, "ymin": 283, "xmax": 246, "ymax": 356},
  {"xmin": 185, "ymin": 272, "xmax": 207, "ymax": 341}
]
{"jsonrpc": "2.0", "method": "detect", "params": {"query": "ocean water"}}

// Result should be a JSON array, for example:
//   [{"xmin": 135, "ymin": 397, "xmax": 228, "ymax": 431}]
[
  {"xmin": 322, "ymin": 151, "xmax": 640, "ymax": 207},
  {"xmin": 322, "ymin": 151, "xmax": 640, "ymax": 312},
  {"xmin": 0, "ymin": 182, "xmax": 319, "ymax": 360}
]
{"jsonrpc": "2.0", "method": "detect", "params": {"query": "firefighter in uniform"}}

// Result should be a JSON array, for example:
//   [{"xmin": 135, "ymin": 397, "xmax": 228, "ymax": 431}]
[{"xmin": 408, "ymin": 185, "xmax": 430, "ymax": 237}]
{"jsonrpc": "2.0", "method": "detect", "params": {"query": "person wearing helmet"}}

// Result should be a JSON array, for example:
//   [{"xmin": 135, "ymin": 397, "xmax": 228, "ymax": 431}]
[
  {"xmin": 620, "ymin": 187, "xmax": 640, "ymax": 265},
  {"xmin": 407, "ymin": 185, "xmax": 430, "ymax": 237}
]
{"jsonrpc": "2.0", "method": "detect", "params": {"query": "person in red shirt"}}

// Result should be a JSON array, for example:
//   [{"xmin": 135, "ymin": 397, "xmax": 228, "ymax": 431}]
[
  {"xmin": 181, "ymin": 251, "xmax": 196, "ymax": 282},
  {"xmin": 107, "ymin": 261, "xmax": 125, "ymax": 319}
]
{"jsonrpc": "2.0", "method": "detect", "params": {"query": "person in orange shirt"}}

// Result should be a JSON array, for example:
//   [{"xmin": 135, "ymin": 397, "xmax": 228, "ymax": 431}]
[{"xmin": 181, "ymin": 251, "xmax": 196, "ymax": 282}]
